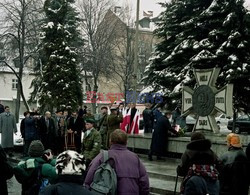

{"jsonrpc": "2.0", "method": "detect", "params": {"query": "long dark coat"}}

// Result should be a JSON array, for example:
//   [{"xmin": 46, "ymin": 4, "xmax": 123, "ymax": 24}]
[
  {"xmin": 24, "ymin": 117, "xmax": 39, "ymax": 141},
  {"xmin": 0, "ymin": 112, "xmax": 17, "ymax": 148},
  {"xmin": 68, "ymin": 116, "xmax": 85, "ymax": 153},
  {"xmin": 39, "ymin": 117, "xmax": 56, "ymax": 151},
  {"xmin": 219, "ymin": 147, "xmax": 249, "ymax": 195},
  {"xmin": 142, "ymin": 108, "xmax": 153, "ymax": 133},
  {"xmin": 150, "ymin": 115, "xmax": 175, "ymax": 156}
]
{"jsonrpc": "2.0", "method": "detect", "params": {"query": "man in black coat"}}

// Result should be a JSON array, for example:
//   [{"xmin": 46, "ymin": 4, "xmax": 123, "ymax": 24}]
[
  {"xmin": 142, "ymin": 103, "xmax": 153, "ymax": 133},
  {"xmin": 0, "ymin": 145, "xmax": 13, "ymax": 195},
  {"xmin": 68, "ymin": 111, "xmax": 85, "ymax": 153},
  {"xmin": 148, "ymin": 110, "xmax": 177, "ymax": 161},
  {"xmin": 39, "ymin": 111, "xmax": 57, "ymax": 152}
]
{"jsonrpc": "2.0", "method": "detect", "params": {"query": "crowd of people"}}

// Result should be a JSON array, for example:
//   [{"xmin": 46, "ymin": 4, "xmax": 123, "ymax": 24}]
[
  {"xmin": 1, "ymin": 102, "xmax": 250, "ymax": 195},
  {"xmin": 0, "ymin": 129, "xmax": 150, "ymax": 195},
  {"xmin": 177, "ymin": 132, "xmax": 250, "ymax": 195}
]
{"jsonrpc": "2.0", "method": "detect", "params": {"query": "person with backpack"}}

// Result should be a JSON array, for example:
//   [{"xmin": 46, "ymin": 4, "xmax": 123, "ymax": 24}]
[
  {"xmin": 0, "ymin": 144, "xmax": 13, "ymax": 195},
  {"xmin": 14, "ymin": 140, "xmax": 58, "ymax": 195},
  {"xmin": 219, "ymin": 133, "xmax": 249, "ymax": 195},
  {"xmin": 176, "ymin": 132, "xmax": 220, "ymax": 195},
  {"xmin": 40, "ymin": 150, "xmax": 92, "ymax": 195},
  {"xmin": 84, "ymin": 129, "xmax": 150, "ymax": 195}
]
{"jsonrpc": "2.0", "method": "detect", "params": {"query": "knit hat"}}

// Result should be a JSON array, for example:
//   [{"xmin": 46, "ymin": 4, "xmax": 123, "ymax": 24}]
[
  {"xmin": 226, "ymin": 133, "xmax": 242, "ymax": 148},
  {"xmin": 28, "ymin": 140, "xmax": 45, "ymax": 157},
  {"xmin": 56, "ymin": 150, "xmax": 85, "ymax": 175}
]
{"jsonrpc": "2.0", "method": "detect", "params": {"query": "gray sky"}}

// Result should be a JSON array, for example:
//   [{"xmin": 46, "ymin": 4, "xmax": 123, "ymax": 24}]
[
  {"xmin": 119, "ymin": 0, "xmax": 250, "ymax": 19},
  {"xmin": 118, "ymin": 0, "xmax": 165, "ymax": 18}
]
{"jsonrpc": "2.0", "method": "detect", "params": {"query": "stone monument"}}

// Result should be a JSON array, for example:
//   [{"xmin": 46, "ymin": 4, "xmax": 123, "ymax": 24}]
[{"xmin": 182, "ymin": 68, "xmax": 233, "ymax": 133}]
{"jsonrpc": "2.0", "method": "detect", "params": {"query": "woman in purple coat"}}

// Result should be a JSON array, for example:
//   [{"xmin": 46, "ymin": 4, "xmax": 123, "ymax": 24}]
[{"xmin": 84, "ymin": 129, "xmax": 150, "ymax": 195}]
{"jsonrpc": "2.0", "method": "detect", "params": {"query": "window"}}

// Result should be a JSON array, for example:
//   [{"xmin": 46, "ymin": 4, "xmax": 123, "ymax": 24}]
[{"xmin": 12, "ymin": 79, "xmax": 18, "ymax": 90}]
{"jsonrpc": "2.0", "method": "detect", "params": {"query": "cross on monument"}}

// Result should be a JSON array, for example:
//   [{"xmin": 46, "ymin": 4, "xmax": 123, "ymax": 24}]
[{"xmin": 182, "ymin": 68, "xmax": 233, "ymax": 133}]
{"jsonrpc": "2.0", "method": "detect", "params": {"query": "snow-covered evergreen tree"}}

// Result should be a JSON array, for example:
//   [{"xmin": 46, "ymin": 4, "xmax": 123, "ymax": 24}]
[
  {"xmin": 193, "ymin": 0, "xmax": 250, "ymax": 111},
  {"xmin": 143, "ymin": 0, "xmax": 250, "ymax": 111},
  {"xmin": 38, "ymin": 0, "xmax": 83, "ymax": 111}
]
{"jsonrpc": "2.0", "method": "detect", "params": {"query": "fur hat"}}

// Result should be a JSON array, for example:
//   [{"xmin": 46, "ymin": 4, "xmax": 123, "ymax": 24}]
[
  {"xmin": 191, "ymin": 132, "xmax": 205, "ymax": 141},
  {"xmin": 226, "ymin": 133, "xmax": 242, "ymax": 148},
  {"xmin": 56, "ymin": 150, "xmax": 86, "ymax": 175},
  {"xmin": 28, "ymin": 140, "xmax": 44, "ymax": 157}
]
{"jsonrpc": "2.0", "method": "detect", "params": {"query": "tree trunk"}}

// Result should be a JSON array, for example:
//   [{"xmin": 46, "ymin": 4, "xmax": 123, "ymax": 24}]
[
  {"xmin": 15, "ymin": 0, "xmax": 26, "ymax": 123},
  {"xmin": 92, "ymin": 81, "xmax": 98, "ymax": 114}
]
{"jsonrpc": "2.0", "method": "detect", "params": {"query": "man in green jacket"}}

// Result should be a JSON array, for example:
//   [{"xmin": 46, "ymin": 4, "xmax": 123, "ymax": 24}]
[
  {"xmin": 14, "ymin": 140, "xmax": 57, "ymax": 195},
  {"xmin": 82, "ymin": 118, "xmax": 101, "ymax": 168},
  {"xmin": 106, "ymin": 106, "xmax": 123, "ymax": 148}
]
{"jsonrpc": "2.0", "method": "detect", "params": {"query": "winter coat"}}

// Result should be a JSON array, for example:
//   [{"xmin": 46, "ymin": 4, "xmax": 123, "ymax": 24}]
[
  {"xmin": 24, "ymin": 117, "xmax": 39, "ymax": 141},
  {"xmin": 150, "ymin": 115, "xmax": 176, "ymax": 156},
  {"xmin": 177, "ymin": 139, "xmax": 219, "ymax": 177},
  {"xmin": 84, "ymin": 144, "xmax": 150, "ymax": 195},
  {"xmin": 40, "ymin": 175, "xmax": 92, "ymax": 195},
  {"xmin": 142, "ymin": 108, "xmax": 153, "ymax": 133},
  {"xmin": 14, "ymin": 157, "xmax": 57, "ymax": 194},
  {"xmin": 98, "ymin": 114, "xmax": 108, "ymax": 149},
  {"xmin": 184, "ymin": 175, "xmax": 219, "ymax": 195},
  {"xmin": 0, "ymin": 112, "xmax": 17, "ymax": 148},
  {"xmin": 39, "ymin": 117, "xmax": 56, "ymax": 150},
  {"xmin": 68, "ymin": 116, "xmax": 85, "ymax": 152},
  {"xmin": 106, "ymin": 113, "xmax": 123, "ymax": 148},
  {"xmin": 82, "ymin": 128, "xmax": 101, "ymax": 161},
  {"xmin": 130, "ymin": 107, "xmax": 138, "ymax": 125},
  {"xmin": 219, "ymin": 147, "xmax": 249, "ymax": 195},
  {"xmin": 177, "ymin": 139, "xmax": 220, "ymax": 195},
  {"xmin": 0, "ymin": 145, "xmax": 13, "ymax": 195},
  {"xmin": 68, "ymin": 116, "xmax": 85, "ymax": 135},
  {"xmin": 152, "ymin": 108, "xmax": 162, "ymax": 129},
  {"xmin": 98, "ymin": 113, "xmax": 108, "ymax": 131},
  {"xmin": 20, "ymin": 118, "xmax": 25, "ymax": 138}
]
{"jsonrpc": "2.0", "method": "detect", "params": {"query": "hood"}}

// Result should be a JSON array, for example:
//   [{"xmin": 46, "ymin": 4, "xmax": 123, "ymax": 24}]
[{"xmin": 187, "ymin": 139, "xmax": 211, "ymax": 151}]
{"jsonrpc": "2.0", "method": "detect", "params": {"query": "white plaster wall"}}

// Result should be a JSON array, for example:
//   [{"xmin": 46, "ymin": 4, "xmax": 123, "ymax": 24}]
[{"xmin": 0, "ymin": 72, "xmax": 35, "ymax": 101}]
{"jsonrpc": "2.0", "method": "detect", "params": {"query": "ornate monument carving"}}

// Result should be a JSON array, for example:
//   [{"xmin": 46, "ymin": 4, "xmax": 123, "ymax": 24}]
[{"xmin": 182, "ymin": 68, "xmax": 233, "ymax": 133}]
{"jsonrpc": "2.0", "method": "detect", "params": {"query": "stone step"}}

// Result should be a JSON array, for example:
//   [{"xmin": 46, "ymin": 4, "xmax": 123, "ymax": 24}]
[
  {"xmin": 148, "ymin": 171, "xmax": 183, "ymax": 182},
  {"xmin": 150, "ymin": 177, "xmax": 181, "ymax": 195},
  {"xmin": 138, "ymin": 155, "xmax": 183, "ymax": 194}
]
